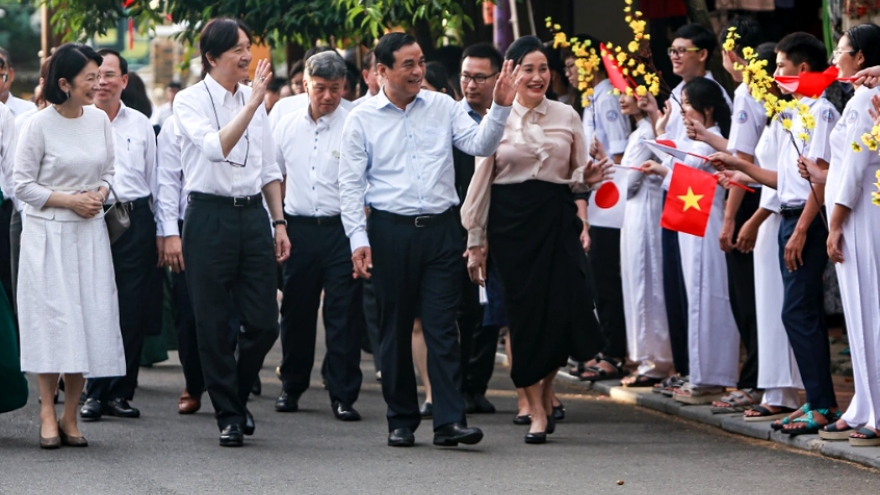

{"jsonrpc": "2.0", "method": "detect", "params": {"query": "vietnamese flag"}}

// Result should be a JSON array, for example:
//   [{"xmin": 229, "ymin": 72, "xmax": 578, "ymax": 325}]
[{"xmin": 660, "ymin": 162, "xmax": 717, "ymax": 237}]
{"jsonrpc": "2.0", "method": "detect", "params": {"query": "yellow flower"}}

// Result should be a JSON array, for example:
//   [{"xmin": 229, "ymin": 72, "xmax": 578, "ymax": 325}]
[
  {"xmin": 742, "ymin": 47, "xmax": 754, "ymax": 59},
  {"xmin": 625, "ymin": 0, "xmax": 633, "ymax": 5},
  {"xmin": 862, "ymin": 133, "xmax": 875, "ymax": 147},
  {"xmin": 616, "ymin": 52, "xmax": 627, "ymax": 64},
  {"xmin": 782, "ymin": 119, "xmax": 793, "ymax": 131},
  {"xmin": 852, "ymin": 142, "xmax": 863, "ymax": 152},
  {"xmin": 612, "ymin": 88, "xmax": 621, "ymax": 96},
  {"xmin": 628, "ymin": 41, "xmax": 640, "ymax": 53},
  {"xmin": 636, "ymin": 85, "xmax": 648, "ymax": 97},
  {"xmin": 722, "ymin": 38, "xmax": 736, "ymax": 52},
  {"xmin": 798, "ymin": 132, "xmax": 810, "ymax": 143},
  {"xmin": 872, "ymin": 191, "xmax": 880, "ymax": 207},
  {"xmin": 869, "ymin": 140, "xmax": 878, "ymax": 152}
]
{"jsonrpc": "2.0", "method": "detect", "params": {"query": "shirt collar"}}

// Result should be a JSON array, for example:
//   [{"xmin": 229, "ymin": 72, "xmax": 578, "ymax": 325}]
[
  {"xmin": 374, "ymin": 85, "xmax": 426, "ymax": 111},
  {"xmin": 594, "ymin": 78, "xmax": 613, "ymax": 96},
  {"xmin": 460, "ymin": 99, "xmax": 483, "ymax": 123},
  {"xmin": 512, "ymin": 97, "xmax": 549, "ymax": 117},
  {"xmin": 204, "ymin": 73, "xmax": 242, "ymax": 106}
]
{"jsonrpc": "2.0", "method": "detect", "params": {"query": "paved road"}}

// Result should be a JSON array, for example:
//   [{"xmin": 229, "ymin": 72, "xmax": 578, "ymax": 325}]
[{"xmin": 2, "ymin": 337, "xmax": 878, "ymax": 494}]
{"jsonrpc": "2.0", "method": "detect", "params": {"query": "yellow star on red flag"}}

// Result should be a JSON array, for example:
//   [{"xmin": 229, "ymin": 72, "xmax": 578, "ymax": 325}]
[{"xmin": 678, "ymin": 187, "xmax": 703, "ymax": 212}]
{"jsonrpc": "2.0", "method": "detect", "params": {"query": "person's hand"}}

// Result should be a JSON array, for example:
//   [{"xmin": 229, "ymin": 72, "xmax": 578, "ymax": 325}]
[
  {"xmin": 248, "ymin": 59, "xmax": 272, "ymax": 107},
  {"xmin": 465, "ymin": 245, "xmax": 487, "ymax": 286},
  {"xmin": 719, "ymin": 217, "xmax": 735, "ymax": 253},
  {"xmin": 640, "ymin": 160, "xmax": 667, "ymax": 177},
  {"xmin": 492, "ymin": 59, "xmax": 523, "ymax": 107},
  {"xmin": 655, "ymin": 100, "xmax": 673, "ymax": 136},
  {"xmin": 708, "ymin": 151, "xmax": 738, "ymax": 172},
  {"xmin": 853, "ymin": 65, "xmax": 880, "ymax": 88},
  {"xmin": 869, "ymin": 94, "xmax": 880, "ymax": 126},
  {"xmin": 352, "ymin": 246, "xmax": 372, "ymax": 279},
  {"xmin": 583, "ymin": 157, "xmax": 614, "ymax": 187},
  {"xmin": 784, "ymin": 230, "xmax": 806, "ymax": 272},
  {"xmin": 156, "ymin": 236, "xmax": 166, "ymax": 267},
  {"xmin": 797, "ymin": 155, "xmax": 826, "ymax": 183},
  {"xmin": 164, "ymin": 235, "xmax": 185, "ymax": 273},
  {"xmin": 827, "ymin": 227, "xmax": 845, "ymax": 263},
  {"xmin": 685, "ymin": 116, "xmax": 709, "ymax": 142},
  {"xmin": 274, "ymin": 225, "xmax": 290, "ymax": 263},
  {"xmin": 590, "ymin": 137, "xmax": 607, "ymax": 161},
  {"xmin": 736, "ymin": 218, "xmax": 759, "ymax": 254},
  {"xmin": 638, "ymin": 93, "xmax": 659, "ymax": 119},
  {"xmin": 580, "ymin": 222, "xmax": 592, "ymax": 252},
  {"xmin": 67, "ymin": 192, "xmax": 103, "ymax": 219}
]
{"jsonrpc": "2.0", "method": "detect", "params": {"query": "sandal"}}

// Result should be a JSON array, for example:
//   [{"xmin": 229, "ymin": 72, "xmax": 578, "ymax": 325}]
[
  {"xmin": 849, "ymin": 427, "xmax": 880, "ymax": 447},
  {"xmin": 653, "ymin": 375, "xmax": 681, "ymax": 394},
  {"xmin": 819, "ymin": 420, "xmax": 854, "ymax": 441},
  {"xmin": 622, "ymin": 375, "xmax": 664, "ymax": 388},
  {"xmin": 710, "ymin": 389, "xmax": 762, "ymax": 414},
  {"xmin": 673, "ymin": 383, "xmax": 726, "ymax": 405},
  {"xmin": 782, "ymin": 409, "xmax": 840, "ymax": 437},
  {"xmin": 771, "ymin": 403, "xmax": 810, "ymax": 431},
  {"xmin": 661, "ymin": 375, "xmax": 688, "ymax": 397},
  {"xmin": 578, "ymin": 356, "xmax": 628, "ymax": 383},
  {"xmin": 743, "ymin": 405, "xmax": 796, "ymax": 423}
]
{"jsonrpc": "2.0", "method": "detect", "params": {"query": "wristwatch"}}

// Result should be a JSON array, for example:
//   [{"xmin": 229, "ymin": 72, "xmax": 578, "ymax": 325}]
[{"xmin": 272, "ymin": 219, "xmax": 288, "ymax": 228}]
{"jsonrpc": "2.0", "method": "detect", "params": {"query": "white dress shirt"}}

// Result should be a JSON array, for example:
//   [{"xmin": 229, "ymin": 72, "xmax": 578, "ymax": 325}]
[
  {"xmin": 3, "ymin": 95, "xmax": 36, "ymax": 117},
  {"xmin": 777, "ymin": 96, "xmax": 838, "ymax": 207},
  {"xmin": 104, "ymin": 102, "xmax": 160, "ymax": 233},
  {"xmin": 339, "ymin": 88, "xmax": 511, "ymax": 251},
  {"xmin": 275, "ymin": 105, "xmax": 348, "ymax": 217},
  {"xmin": 665, "ymin": 72, "xmax": 732, "ymax": 142},
  {"xmin": 728, "ymin": 83, "xmax": 768, "ymax": 159},
  {"xmin": 351, "ymin": 92, "xmax": 375, "ymax": 108},
  {"xmin": 156, "ymin": 119, "xmax": 188, "ymax": 237},
  {"xmin": 173, "ymin": 74, "xmax": 281, "ymax": 197},
  {"xmin": 269, "ymin": 92, "xmax": 355, "ymax": 131},
  {"xmin": 0, "ymin": 102, "xmax": 17, "ymax": 207},
  {"xmin": 151, "ymin": 101, "xmax": 173, "ymax": 127},
  {"xmin": 583, "ymin": 78, "xmax": 631, "ymax": 156}
]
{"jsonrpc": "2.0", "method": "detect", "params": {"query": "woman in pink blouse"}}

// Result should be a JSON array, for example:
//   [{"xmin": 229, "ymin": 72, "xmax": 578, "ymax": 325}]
[{"xmin": 461, "ymin": 36, "xmax": 610, "ymax": 444}]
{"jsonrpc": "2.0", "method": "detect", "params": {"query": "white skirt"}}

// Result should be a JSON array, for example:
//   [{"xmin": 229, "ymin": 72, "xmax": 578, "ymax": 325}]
[{"xmin": 18, "ymin": 214, "xmax": 125, "ymax": 377}]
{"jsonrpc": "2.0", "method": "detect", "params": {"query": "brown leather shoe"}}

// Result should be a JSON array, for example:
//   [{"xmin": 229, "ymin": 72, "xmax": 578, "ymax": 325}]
[{"xmin": 178, "ymin": 390, "xmax": 201, "ymax": 414}]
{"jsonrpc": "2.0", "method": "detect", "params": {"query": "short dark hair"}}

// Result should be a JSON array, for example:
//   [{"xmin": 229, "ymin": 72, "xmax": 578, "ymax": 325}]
[
  {"xmin": 288, "ymin": 60, "xmax": 304, "ymax": 80},
  {"xmin": 722, "ymin": 16, "xmax": 764, "ymax": 58},
  {"xmin": 45, "ymin": 43, "xmax": 103, "ymax": 105},
  {"xmin": 674, "ymin": 23, "xmax": 718, "ymax": 58},
  {"xmin": 845, "ymin": 23, "xmax": 880, "ymax": 70},
  {"xmin": 362, "ymin": 50, "xmax": 376, "ymax": 71},
  {"xmin": 121, "ymin": 72, "xmax": 152, "ymax": 118},
  {"xmin": 96, "ymin": 48, "xmax": 128, "ymax": 75},
  {"xmin": 267, "ymin": 77, "xmax": 288, "ymax": 93},
  {"xmin": 166, "ymin": 81, "xmax": 182, "ymax": 90},
  {"xmin": 424, "ymin": 62, "xmax": 455, "ymax": 95},
  {"xmin": 683, "ymin": 76, "xmax": 732, "ymax": 138},
  {"xmin": 200, "ymin": 18, "xmax": 252, "ymax": 75},
  {"xmin": 776, "ymin": 32, "xmax": 828, "ymax": 72},
  {"xmin": 504, "ymin": 35, "xmax": 547, "ymax": 65},
  {"xmin": 375, "ymin": 33, "xmax": 418, "ymax": 69},
  {"xmin": 461, "ymin": 43, "xmax": 503, "ymax": 74},
  {"xmin": 0, "ymin": 47, "xmax": 10, "ymax": 69},
  {"xmin": 344, "ymin": 60, "xmax": 362, "ymax": 92}
]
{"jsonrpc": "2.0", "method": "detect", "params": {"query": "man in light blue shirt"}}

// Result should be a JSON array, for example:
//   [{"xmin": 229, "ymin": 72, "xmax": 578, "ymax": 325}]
[{"xmin": 339, "ymin": 32, "xmax": 519, "ymax": 448}]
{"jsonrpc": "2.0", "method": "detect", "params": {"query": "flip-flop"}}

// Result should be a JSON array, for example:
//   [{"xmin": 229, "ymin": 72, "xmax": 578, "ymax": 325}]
[
  {"xmin": 673, "ymin": 383, "xmax": 726, "ymax": 405},
  {"xmin": 578, "ymin": 356, "xmax": 627, "ymax": 383},
  {"xmin": 771, "ymin": 403, "xmax": 810, "ymax": 431},
  {"xmin": 849, "ymin": 428, "xmax": 880, "ymax": 447},
  {"xmin": 622, "ymin": 375, "xmax": 664, "ymax": 388},
  {"xmin": 744, "ymin": 405, "xmax": 796, "ymax": 422},
  {"xmin": 710, "ymin": 389, "xmax": 761, "ymax": 414},
  {"xmin": 819, "ymin": 421, "xmax": 854, "ymax": 440}
]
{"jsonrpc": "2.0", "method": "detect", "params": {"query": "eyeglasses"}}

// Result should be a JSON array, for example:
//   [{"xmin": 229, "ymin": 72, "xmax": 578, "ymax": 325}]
[
  {"xmin": 461, "ymin": 72, "xmax": 498, "ymax": 85},
  {"xmin": 832, "ymin": 49, "xmax": 857, "ymax": 62},
  {"xmin": 203, "ymin": 81, "xmax": 249, "ymax": 168},
  {"xmin": 667, "ymin": 47, "xmax": 702, "ymax": 58}
]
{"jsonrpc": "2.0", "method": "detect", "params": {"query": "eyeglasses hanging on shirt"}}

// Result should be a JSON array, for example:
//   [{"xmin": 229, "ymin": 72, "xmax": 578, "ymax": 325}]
[{"xmin": 203, "ymin": 80, "xmax": 249, "ymax": 168}]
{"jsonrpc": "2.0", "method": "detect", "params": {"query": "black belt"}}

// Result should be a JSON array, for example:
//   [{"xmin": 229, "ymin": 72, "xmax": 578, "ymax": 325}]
[
  {"xmin": 370, "ymin": 208, "xmax": 454, "ymax": 228},
  {"xmin": 779, "ymin": 205, "xmax": 805, "ymax": 218},
  {"xmin": 107, "ymin": 196, "xmax": 151, "ymax": 212},
  {"xmin": 188, "ymin": 192, "xmax": 263, "ymax": 208},
  {"xmin": 286, "ymin": 215, "xmax": 342, "ymax": 226}
]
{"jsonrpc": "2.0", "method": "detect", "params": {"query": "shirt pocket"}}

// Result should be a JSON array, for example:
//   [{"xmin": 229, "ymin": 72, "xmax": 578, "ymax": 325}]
[
  {"xmin": 127, "ymin": 137, "xmax": 147, "ymax": 163},
  {"xmin": 319, "ymin": 151, "xmax": 341, "ymax": 185},
  {"xmin": 418, "ymin": 125, "xmax": 450, "ymax": 160}
]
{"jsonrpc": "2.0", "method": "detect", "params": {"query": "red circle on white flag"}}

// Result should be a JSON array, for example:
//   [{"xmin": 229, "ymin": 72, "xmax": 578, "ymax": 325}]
[{"xmin": 595, "ymin": 182, "xmax": 620, "ymax": 209}]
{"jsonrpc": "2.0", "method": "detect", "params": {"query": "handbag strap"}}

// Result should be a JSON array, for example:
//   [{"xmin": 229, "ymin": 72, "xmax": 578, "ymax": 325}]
[{"xmin": 102, "ymin": 180, "xmax": 124, "ymax": 208}]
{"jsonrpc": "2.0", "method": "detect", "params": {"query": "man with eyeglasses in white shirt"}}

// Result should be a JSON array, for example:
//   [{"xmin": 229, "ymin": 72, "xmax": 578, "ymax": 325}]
[{"xmin": 0, "ymin": 47, "xmax": 37, "ymax": 117}]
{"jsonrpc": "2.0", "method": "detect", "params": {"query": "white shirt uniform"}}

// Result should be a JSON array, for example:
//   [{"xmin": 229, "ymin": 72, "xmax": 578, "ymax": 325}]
[
  {"xmin": 151, "ymin": 102, "xmax": 173, "ymax": 128},
  {"xmin": 776, "ymin": 96, "xmax": 839, "ymax": 207},
  {"xmin": 0, "ymin": 102, "xmax": 17, "ymax": 207},
  {"xmin": 105, "ymin": 102, "xmax": 160, "ymax": 234},
  {"xmin": 728, "ymin": 83, "xmax": 768, "ymax": 162},
  {"xmin": 268, "ymin": 92, "xmax": 354, "ymax": 131},
  {"xmin": 156, "ymin": 119, "xmax": 187, "ymax": 237},
  {"xmin": 173, "ymin": 74, "xmax": 281, "ymax": 197},
  {"xmin": 3, "ymin": 95, "xmax": 36, "ymax": 117},
  {"xmin": 664, "ymin": 72, "xmax": 732, "ymax": 143},
  {"xmin": 351, "ymin": 92, "xmax": 375, "ymax": 108},
  {"xmin": 274, "ymin": 105, "xmax": 348, "ymax": 217}
]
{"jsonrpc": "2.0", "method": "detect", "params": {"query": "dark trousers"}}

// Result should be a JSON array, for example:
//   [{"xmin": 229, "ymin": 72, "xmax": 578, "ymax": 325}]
[
  {"xmin": 778, "ymin": 212, "xmax": 836, "ymax": 409},
  {"xmin": 183, "ymin": 197, "xmax": 279, "ymax": 429},
  {"xmin": 0, "ymin": 199, "xmax": 13, "ymax": 308},
  {"xmin": 369, "ymin": 209, "xmax": 466, "ymax": 432},
  {"xmin": 88, "ymin": 199, "xmax": 162, "ymax": 402},
  {"xmin": 278, "ymin": 216, "xmax": 363, "ymax": 406},
  {"xmin": 458, "ymin": 262, "xmax": 492, "ymax": 396},
  {"xmin": 727, "ymin": 192, "xmax": 760, "ymax": 390},
  {"xmin": 587, "ymin": 226, "xmax": 627, "ymax": 359},
  {"xmin": 662, "ymin": 225, "xmax": 689, "ymax": 376},
  {"xmin": 171, "ymin": 269, "xmax": 204, "ymax": 395},
  {"xmin": 362, "ymin": 278, "xmax": 382, "ymax": 373}
]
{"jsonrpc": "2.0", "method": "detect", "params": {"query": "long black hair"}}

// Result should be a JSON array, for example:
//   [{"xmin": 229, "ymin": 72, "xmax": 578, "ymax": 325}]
[
  {"xmin": 423, "ymin": 62, "xmax": 455, "ymax": 96},
  {"xmin": 845, "ymin": 23, "xmax": 880, "ymax": 70},
  {"xmin": 683, "ymin": 77, "xmax": 731, "ymax": 138}
]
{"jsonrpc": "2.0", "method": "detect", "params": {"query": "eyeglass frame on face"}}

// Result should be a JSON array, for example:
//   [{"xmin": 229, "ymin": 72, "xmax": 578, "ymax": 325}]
[
  {"xmin": 832, "ymin": 48, "xmax": 857, "ymax": 63},
  {"xmin": 0, "ymin": 58, "xmax": 7, "ymax": 84},
  {"xmin": 667, "ymin": 46, "xmax": 703, "ymax": 59},
  {"xmin": 461, "ymin": 72, "xmax": 498, "ymax": 85}
]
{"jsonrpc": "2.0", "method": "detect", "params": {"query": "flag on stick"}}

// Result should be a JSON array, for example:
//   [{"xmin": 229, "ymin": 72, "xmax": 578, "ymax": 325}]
[{"xmin": 660, "ymin": 162, "xmax": 718, "ymax": 237}]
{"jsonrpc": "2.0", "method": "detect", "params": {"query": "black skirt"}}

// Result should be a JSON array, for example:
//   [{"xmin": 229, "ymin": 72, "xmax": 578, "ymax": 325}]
[{"xmin": 487, "ymin": 180, "xmax": 605, "ymax": 388}]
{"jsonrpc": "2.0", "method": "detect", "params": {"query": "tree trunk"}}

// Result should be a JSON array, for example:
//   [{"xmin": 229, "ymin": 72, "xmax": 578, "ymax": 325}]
[{"xmin": 683, "ymin": 0, "xmax": 735, "ymax": 97}]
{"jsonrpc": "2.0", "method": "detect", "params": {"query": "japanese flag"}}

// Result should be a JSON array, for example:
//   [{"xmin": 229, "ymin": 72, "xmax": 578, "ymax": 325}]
[{"xmin": 587, "ymin": 167, "xmax": 628, "ymax": 229}]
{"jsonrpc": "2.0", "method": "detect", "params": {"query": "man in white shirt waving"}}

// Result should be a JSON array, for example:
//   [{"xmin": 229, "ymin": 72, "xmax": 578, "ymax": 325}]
[{"xmin": 173, "ymin": 18, "xmax": 289, "ymax": 447}]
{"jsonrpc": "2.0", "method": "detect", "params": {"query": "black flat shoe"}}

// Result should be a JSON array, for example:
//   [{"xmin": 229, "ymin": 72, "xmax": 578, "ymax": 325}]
[
  {"xmin": 388, "ymin": 428, "xmax": 415, "ymax": 447},
  {"xmin": 275, "ymin": 391, "xmax": 298, "ymax": 413},
  {"xmin": 106, "ymin": 398, "xmax": 140, "ymax": 418},
  {"xmin": 420, "ymin": 402, "xmax": 433, "ymax": 418},
  {"xmin": 220, "ymin": 424, "xmax": 243, "ymax": 447},
  {"xmin": 552, "ymin": 402, "xmax": 565, "ymax": 421},
  {"xmin": 525, "ymin": 431, "xmax": 547, "ymax": 444},
  {"xmin": 513, "ymin": 414, "xmax": 532, "ymax": 425},
  {"xmin": 433, "ymin": 422, "xmax": 483, "ymax": 446},
  {"xmin": 546, "ymin": 415, "xmax": 556, "ymax": 435},
  {"xmin": 243, "ymin": 411, "xmax": 255, "ymax": 436},
  {"xmin": 79, "ymin": 398, "xmax": 103, "ymax": 421},
  {"xmin": 332, "ymin": 400, "xmax": 361, "ymax": 421}
]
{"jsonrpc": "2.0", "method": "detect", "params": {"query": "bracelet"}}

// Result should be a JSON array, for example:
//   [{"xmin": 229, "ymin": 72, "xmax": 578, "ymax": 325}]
[{"xmin": 581, "ymin": 218, "xmax": 590, "ymax": 229}]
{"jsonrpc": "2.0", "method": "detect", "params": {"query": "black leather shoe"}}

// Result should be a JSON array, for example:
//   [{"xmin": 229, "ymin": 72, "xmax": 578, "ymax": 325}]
[
  {"xmin": 471, "ymin": 394, "xmax": 496, "ymax": 414},
  {"xmin": 525, "ymin": 431, "xmax": 547, "ymax": 444},
  {"xmin": 79, "ymin": 398, "xmax": 103, "ymax": 421},
  {"xmin": 243, "ymin": 412, "xmax": 255, "ymax": 436},
  {"xmin": 546, "ymin": 414, "xmax": 556, "ymax": 435},
  {"xmin": 420, "ymin": 401, "xmax": 433, "ymax": 418},
  {"xmin": 433, "ymin": 422, "xmax": 484, "ymax": 446},
  {"xmin": 552, "ymin": 402, "xmax": 566, "ymax": 421},
  {"xmin": 275, "ymin": 391, "xmax": 298, "ymax": 412},
  {"xmin": 251, "ymin": 377, "xmax": 261, "ymax": 397},
  {"xmin": 388, "ymin": 428, "xmax": 415, "ymax": 447},
  {"xmin": 513, "ymin": 414, "xmax": 532, "ymax": 425},
  {"xmin": 106, "ymin": 398, "xmax": 140, "ymax": 418},
  {"xmin": 219, "ymin": 424, "xmax": 243, "ymax": 447},
  {"xmin": 332, "ymin": 400, "xmax": 361, "ymax": 421}
]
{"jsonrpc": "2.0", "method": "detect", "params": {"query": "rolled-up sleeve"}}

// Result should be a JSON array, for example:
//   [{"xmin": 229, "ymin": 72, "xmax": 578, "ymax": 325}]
[
  {"xmin": 174, "ymin": 92, "xmax": 227, "ymax": 163},
  {"xmin": 452, "ymin": 101, "xmax": 511, "ymax": 157},
  {"xmin": 13, "ymin": 118, "xmax": 51, "ymax": 208},
  {"xmin": 339, "ymin": 113, "xmax": 370, "ymax": 251}
]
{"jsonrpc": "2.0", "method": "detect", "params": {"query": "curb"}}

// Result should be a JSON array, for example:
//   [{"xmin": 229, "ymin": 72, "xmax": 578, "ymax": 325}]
[{"xmin": 501, "ymin": 352, "xmax": 880, "ymax": 470}]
